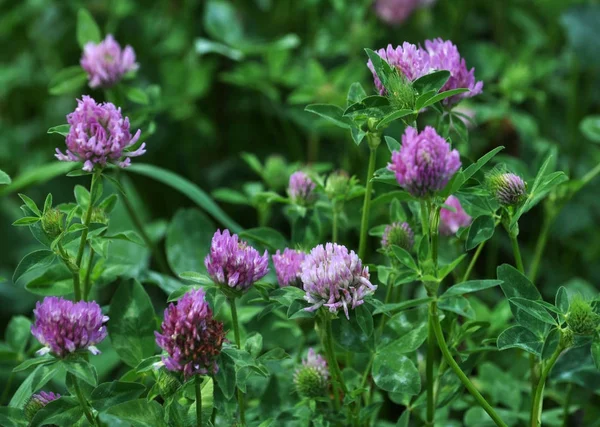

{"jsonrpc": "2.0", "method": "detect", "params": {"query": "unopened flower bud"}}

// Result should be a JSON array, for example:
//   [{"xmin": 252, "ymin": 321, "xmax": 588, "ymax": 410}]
[
  {"xmin": 41, "ymin": 208, "xmax": 64, "ymax": 239},
  {"xmin": 385, "ymin": 72, "xmax": 416, "ymax": 110},
  {"xmin": 294, "ymin": 349, "xmax": 329, "ymax": 398},
  {"xmin": 381, "ymin": 222, "xmax": 414, "ymax": 251},
  {"xmin": 156, "ymin": 369, "xmax": 182, "ymax": 398},
  {"xmin": 24, "ymin": 391, "xmax": 60, "ymax": 420},
  {"xmin": 263, "ymin": 156, "xmax": 289, "ymax": 191},
  {"xmin": 487, "ymin": 169, "xmax": 527, "ymax": 206},
  {"xmin": 325, "ymin": 170, "xmax": 351, "ymax": 200},
  {"xmin": 288, "ymin": 171, "xmax": 316, "ymax": 206},
  {"xmin": 91, "ymin": 207, "xmax": 109, "ymax": 224},
  {"xmin": 566, "ymin": 296, "xmax": 599, "ymax": 336}
]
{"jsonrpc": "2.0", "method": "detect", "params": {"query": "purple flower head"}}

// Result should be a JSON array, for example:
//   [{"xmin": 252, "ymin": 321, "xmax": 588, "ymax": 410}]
[
  {"xmin": 155, "ymin": 288, "xmax": 225, "ymax": 378},
  {"xmin": 31, "ymin": 297, "xmax": 108, "ymax": 357},
  {"xmin": 205, "ymin": 229, "xmax": 269, "ymax": 292},
  {"xmin": 387, "ymin": 126, "xmax": 461, "ymax": 197},
  {"xmin": 288, "ymin": 171, "xmax": 316, "ymax": 205},
  {"xmin": 294, "ymin": 348, "xmax": 329, "ymax": 398},
  {"xmin": 374, "ymin": 0, "xmax": 421, "ymax": 25},
  {"xmin": 24, "ymin": 391, "xmax": 61, "ymax": 421},
  {"xmin": 55, "ymin": 96, "xmax": 145, "ymax": 172},
  {"xmin": 273, "ymin": 248, "xmax": 306, "ymax": 287},
  {"xmin": 300, "ymin": 243, "xmax": 376, "ymax": 319},
  {"xmin": 487, "ymin": 170, "xmax": 527, "ymax": 206},
  {"xmin": 367, "ymin": 42, "xmax": 429, "ymax": 95},
  {"xmin": 382, "ymin": 222, "xmax": 414, "ymax": 251},
  {"xmin": 439, "ymin": 196, "xmax": 472, "ymax": 236},
  {"xmin": 423, "ymin": 38, "xmax": 483, "ymax": 105},
  {"xmin": 80, "ymin": 34, "xmax": 138, "ymax": 88}
]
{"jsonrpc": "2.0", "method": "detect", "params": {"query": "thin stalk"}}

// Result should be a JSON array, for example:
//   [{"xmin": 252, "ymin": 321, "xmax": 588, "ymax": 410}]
[
  {"xmin": 318, "ymin": 317, "xmax": 340, "ymax": 411},
  {"xmin": 195, "ymin": 375, "xmax": 203, "ymax": 427},
  {"xmin": 71, "ymin": 374, "xmax": 97, "ymax": 426},
  {"xmin": 332, "ymin": 210, "xmax": 339, "ymax": 242},
  {"xmin": 228, "ymin": 297, "xmax": 246, "ymax": 425},
  {"xmin": 82, "ymin": 248, "xmax": 95, "ymax": 301},
  {"xmin": 430, "ymin": 302, "xmax": 507, "ymax": 427},
  {"xmin": 0, "ymin": 372, "xmax": 14, "ymax": 404},
  {"xmin": 561, "ymin": 384, "xmax": 572, "ymax": 427},
  {"xmin": 531, "ymin": 345, "xmax": 563, "ymax": 427},
  {"xmin": 528, "ymin": 213, "xmax": 551, "ymax": 283},
  {"xmin": 120, "ymin": 185, "xmax": 171, "ymax": 275},
  {"xmin": 358, "ymin": 137, "xmax": 379, "ymax": 260},
  {"xmin": 426, "ymin": 312, "xmax": 436, "ymax": 426},
  {"xmin": 430, "ymin": 204, "xmax": 440, "ymax": 274},
  {"xmin": 57, "ymin": 242, "xmax": 80, "ymax": 300},
  {"xmin": 509, "ymin": 232, "xmax": 525, "ymax": 275},
  {"xmin": 324, "ymin": 316, "xmax": 348, "ymax": 395},
  {"xmin": 73, "ymin": 169, "xmax": 101, "ymax": 299},
  {"xmin": 462, "ymin": 240, "xmax": 486, "ymax": 282}
]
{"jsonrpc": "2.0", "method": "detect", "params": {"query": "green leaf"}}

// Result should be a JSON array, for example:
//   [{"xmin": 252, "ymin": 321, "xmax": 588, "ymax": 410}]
[
  {"xmin": 497, "ymin": 264, "xmax": 541, "ymax": 301},
  {"xmin": 372, "ymin": 353, "xmax": 420, "ymax": 395},
  {"xmin": 108, "ymin": 280, "xmax": 156, "ymax": 367},
  {"xmin": 48, "ymin": 66, "xmax": 88, "ymax": 95},
  {"xmin": 18, "ymin": 193, "xmax": 41, "ymax": 216},
  {"xmin": 438, "ymin": 296, "xmax": 475, "ymax": 319},
  {"xmin": 592, "ymin": 341, "xmax": 600, "ymax": 370},
  {"xmin": 355, "ymin": 305, "xmax": 374, "ymax": 339},
  {"xmin": 13, "ymin": 250, "xmax": 55, "ymax": 284},
  {"xmin": 442, "ymin": 280, "xmax": 503, "ymax": 298},
  {"xmin": 62, "ymin": 359, "xmax": 98, "ymax": 386},
  {"xmin": 385, "ymin": 136, "xmax": 400, "ymax": 152},
  {"xmin": 104, "ymin": 399, "xmax": 167, "ymax": 427},
  {"xmin": 372, "ymin": 297, "xmax": 433, "ymax": 316},
  {"xmin": 239, "ymin": 227, "xmax": 288, "ymax": 251},
  {"xmin": 411, "ymin": 70, "xmax": 450, "ymax": 95},
  {"xmin": 343, "ymin": 95, "xmax": 392, "ymax": 119},
  {"xmin": 449, "ymin": 146, "xmax": 505, "ymax": 195},
  {"xmin": 76, "ymin": 9, "xmax": 101, "ymax": 48},
  {"xmin": 179, "ymin": 271, "xmax": 213, "ymax": 285},
  {"xmin": 304, "ymin": 104, "xmax": 353, "ymax": 129},
  {"xmin": 6, "ymin": 316, "xmax": 32, "ymax": 354},
  {"xmin": 30, "ymin": 397, "xmax": 83, "ymax": 427},
  {"xmin": 166, "ymin": 208, "xmax": 215, "ymax": 275},
  {"xmin": 124, "ymin": 87, "xmax": 149, "ymax": 105},
  {"xmin": 541, "ymin": 328, "xmax": 560, "ymax": 360},
  {"xmin": 104, "ymin": 231, "xmax": 144, "ymax": 246},
  {"xmin": 203, "ymin": 0, "xmax": 243, "ymax": 45},
  {"xmin": 509, "ymin": 298, "xmax": 557, "ymax": 326},
  {"xmin": 127, "ymin": 163, "xmax": 242, "ymax": 232},
  {"xmin": 215, "ymin": 352, "xmax": 236, "ymax": 400},
  {"xmin": 12, "ymin": 355, "xmax": 55, "ymax": 373},
  {"xmin": 0, "ymin": 169, "xmax": 11, "ymax": 185},
  {"xmin": 212, "ymin": 188, "xmax": 249, "ymax": 205},
  {"xmin": 376, "ymin": 109, "xmax": 413, "ymax": 129},
  {"xmin": 465, "ymin": 215, "xmax": 495, "ymax": 251},
  {"xmin": 0, "ymin": 163, "xmax": 75, "ymax": 198},
  {"xmin": 420, "ymin": 88, "xmax": 470, "ymax": 109},
  {"xmin": 195, "ymin": 37, "xmax": 244, "ymax": 61},
  {"xmin": 347, "ymin": 82, "xmax": 367, "ymax": 105},
  {"xmin": 381, "ymin": 322, "xmax": 428, "ymax": 354},
  {"xmin": 371, "ymin": 190, "xmax": 415, "ymax": 207},
  {"xmin": 364, "ymin": 48, "xmax": 395, "ymax": 91},
  {"xmin": 90, "ymin": 381, "xmax": 146, "ymax": 412},
  {"xmin": 9, "ymin": 364, "xmax": 58, "ymax": 408},
  {"xmin": 555, "ymin": 286, "xmax": 570, "ymax": 313},
  {"xmin": 333, "ymin": 313, "xmax": 374, "ymax": 352},
  {"xmin": 391, "ymin": 246, "xmax": 419, "ymax": 271},
  {"xmin": 580, "ymin": 115, "xmax": 600, "ymax": 143},
  {"xmin": 47, "ymin": 124, "xmax": 70, "ymax": 137},
  {"xmin": 0, "ymin": 407, "xmax": 27, "ymax": 427},
  {"xmin": 497, "ymin": 325, "xmax": 543, "ymax": 356},
  {"xmin": 437, "ymin": 254, "xmax": 467, "ymax": 281}
]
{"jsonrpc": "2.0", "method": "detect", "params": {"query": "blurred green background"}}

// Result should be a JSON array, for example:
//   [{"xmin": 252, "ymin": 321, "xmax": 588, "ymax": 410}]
[{"xmin": 1, "ymin": 0, "xmax": 600, "ymax": 413}]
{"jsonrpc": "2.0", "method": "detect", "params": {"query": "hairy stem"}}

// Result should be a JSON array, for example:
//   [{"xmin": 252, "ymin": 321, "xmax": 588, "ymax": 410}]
[
  {"xmin": 71, "ymin": 374, "xmax": 97, "ymax": 426},
  {"xmin": 332, "ymin": 210, "xmax": 339, "ymax": 242},
  {"xmin": 430, "ymin": 302, "xmax": 507, "ymax": 427},
  {"xmin": 228, "ymin": 297, "xmax": 246, "ymax": 425},
  {"xmin": 426, "ymin": 311, "xmax": 436, "ymax": 426},
  {"xmin": 358, "ymin": 134, "xmax": 380, "ymax": 260},
  {"xmin": 509, "ymin": 232, "xmax": 525, "ymax": 275},
  {"xmin": 531, "ymin": 345, "xmax": 563, "ymax": 427},
  {"xmin": 195, "ymin": 375, "xmax": 203, "ymax": 427}
]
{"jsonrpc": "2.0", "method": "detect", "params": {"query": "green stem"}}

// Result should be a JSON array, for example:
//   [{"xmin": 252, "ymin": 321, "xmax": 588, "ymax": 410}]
[
  {"xmin": 195, "ymin": 375, "xmax": 203, "ymax": 427},
  {"xmin": 426, "ymin": 311, "xmax": 436, "ymax": 426},
  {"xmin": 0, "ymin": 371, "xmax": 14, "ymax": 404},
  {"xmin": 561, "ymin": 384, "xmax": 572, "ymax": 427},
  {"xmin": 228, "ymin": 297, "xmax": 246, "ymax": 425},
  {"xmin": 430, "ymin": 204, "xmax": 440, "ymax": 274},
  {"xmin": 71, "ymin": 374, "xmax": 97, "ymax": 426},
  {"xmin": 82, "ymin": 248, "xmax": 95, "ymax": 301},
  {"xmin": 462, "ymin": 240, "xmax": 486, "ymax": 282},
  {"xmin": 531, "ymin": 345, "xmax": 563, "ymax": 427},
  {"xmin": 325, "ymin": 316, "xmax": 347, "ymax": 395},
  {"xmin": 528, "ymin": 213, "xmax": 551, "ymax": 283},
  {"xmin": 358, "ymin": 134, "xmax": 380, "ymax": 260},
  {"xmin": 332, "ymin": 210, "xmax": 339, "ymax": 242},
  {"xmin": 509, "ymin": 232, "xmax": 525, "ymax": 275},
  {"xmin": 430, "ymin": 302, "xmax": 507, "ymax": 427},
  {"xmin": 120, "ymin": 183, "xmax": 171, "ymax": 275}
]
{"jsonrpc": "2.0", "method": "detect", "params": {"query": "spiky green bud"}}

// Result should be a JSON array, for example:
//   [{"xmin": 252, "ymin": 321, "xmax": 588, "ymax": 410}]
[
  {"xmin": 294, "ymin": 366, "xmax": 327, "ymax": 398},
  {"xmin": 263, "ymin": 155, "xmax": 289, "ymax": 191},
  {"xmin": 566, "ymin": 296, "xmax": 599, "ymax": 336},
  {"xmin": 41, "ymin": 208, "xmax": 64, "ymax": 239},
  {"xmin": 486, "ymin": 167, "xmax": 527, "ymax": 206},
  {"xmin": 386, "ymin": 72, "xmax": 416, "ymax": 110}
]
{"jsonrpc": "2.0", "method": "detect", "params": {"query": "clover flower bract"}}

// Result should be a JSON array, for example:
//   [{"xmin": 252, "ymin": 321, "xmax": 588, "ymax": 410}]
[
  {"xmin": 294, "ymin": 348, "xmax": 329, "ymax": 398},
  {"xmin": 205, "ymin": 229, "xmax": 269, "ymax": 292},
  {"xmin": 301, "ymin": 243, "xmax": 376, "ymax": 319},
  {"xmin": 55, "ymin": 96, "xmax": 145, "ymax": 172},
  {"xmin": 382, "ymin": 222, "xmax": 414, "ymax": 250},
  {"xmin": 31, "ymin": 297, "xmax": 108, "ymax": 357}
]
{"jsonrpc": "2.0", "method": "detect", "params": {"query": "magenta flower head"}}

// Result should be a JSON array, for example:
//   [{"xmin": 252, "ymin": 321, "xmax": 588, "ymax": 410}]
[
  {"xmin": 382, "ymin": 222, "xmax": 414, "ymax": 251},
  {"xmin": 388, "ymin": 126, "xmax": 460, "ymax": 197},
  {"xmin": 423, "ymin": 38, "xmax": 483, "ymax": 105},
  {"xmin": 31, "ymin": 297, "xmax": 108, "ymax": 357},
  {"xmin": 205, "ymin": 229, "xmax": 269, "ymax": 293},
  {"xmin": 439, "ymin": 196, "xmax": 472, "ymax": 236},
  {"xmin": 374, "ymin": 0, "xmax": 420, "ymax": 25},
  {"xmin": 301, "ymin": 243, "xmax": 376, "ymax": 319},
  {"xmin": 55, "ymin": 96, "xmax": 145, "ymax": 172},
  {"xmin": 81, "ymin": 34, "xmax": 138, "ymax": 89},
  {"xmin": 294, "ymin": 348, "xmax": 330, "ymax": 398},
  {"xmin": 24, "ymin": 391, "xmax": 61, "ymax": 421},
  {"xmin": 273, "ymin": 248, "xmax": 306, "ymax": 287},
  {"xmin": 288, "ymin": 171, "xmax": 316, "ymax": 205},
  {"xmin": 155, "ymin": 288, "xmax": 225, "ymax": 378},
  {"xmin": 367, "ymin": 42, "xmax": 429, "ymax": 95}
]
